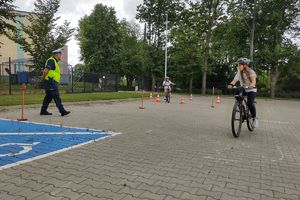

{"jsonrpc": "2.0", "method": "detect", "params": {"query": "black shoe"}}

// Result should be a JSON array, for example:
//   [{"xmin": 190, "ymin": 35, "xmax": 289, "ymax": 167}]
[
  {"xmin": 61, "ymin": 111, "xmax": 71, "ymax": 116},
  {"xmin": 40, "ymin": 111, "xmax": 52, "ymax": 115}
]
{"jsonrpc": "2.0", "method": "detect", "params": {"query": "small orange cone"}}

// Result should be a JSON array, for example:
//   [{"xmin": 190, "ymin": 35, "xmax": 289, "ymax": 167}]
[
  {"xmin": 180, "ymin": 96, "xmax": 185, "ymax": 104},
  {"xmin": 148, "ymin": 93, "xmax": 153, "ymax": 100},
  {"xmin": 189, "ymin": 94, "xmax": 193, "ymax": 101},
  {"xmin": 216, "ymin": 96, "xmax": 221, "ymax": 104},
  {"xmin": 155, "ymin": 94, "xmax": 161, "ymax": 102}
]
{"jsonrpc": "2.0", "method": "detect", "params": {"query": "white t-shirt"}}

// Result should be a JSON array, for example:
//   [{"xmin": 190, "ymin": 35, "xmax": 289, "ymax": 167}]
[
  {"xmin": 234, "ymin": 69, "xmax": 257, "ymax": 93},
  {"xmin": 162, "ymin": 80, "xmax": 174, "ymax": 91}
]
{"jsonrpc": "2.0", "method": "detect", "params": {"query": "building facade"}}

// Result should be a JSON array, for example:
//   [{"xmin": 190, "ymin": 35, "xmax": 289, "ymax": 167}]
[{"xmin": 0, "ymin": 10, "xmax": 69, "ymax": 84}]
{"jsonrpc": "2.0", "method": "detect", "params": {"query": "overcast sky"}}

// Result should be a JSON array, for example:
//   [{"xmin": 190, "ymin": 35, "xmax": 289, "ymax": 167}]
[{"xmin": 13, "ymin": 0, "xmax": 143, "ymax": 66}]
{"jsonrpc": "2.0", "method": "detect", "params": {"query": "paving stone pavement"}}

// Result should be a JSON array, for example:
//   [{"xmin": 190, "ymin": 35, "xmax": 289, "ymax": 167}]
[{"xmin": 0, "ymin": 95, "xmax": 299, "ymax": 200}]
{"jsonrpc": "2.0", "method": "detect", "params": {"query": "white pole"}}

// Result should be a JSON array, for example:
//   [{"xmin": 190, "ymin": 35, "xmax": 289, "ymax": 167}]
[{"xmin": 164, "ymin": 14, "xmax": 168, "ymax": 78}]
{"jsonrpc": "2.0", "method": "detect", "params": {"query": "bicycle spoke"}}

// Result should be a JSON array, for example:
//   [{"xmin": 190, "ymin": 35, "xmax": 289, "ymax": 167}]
[{"xmin": 231, "ymin": 102, "xmax": 242, "ymax": 137}]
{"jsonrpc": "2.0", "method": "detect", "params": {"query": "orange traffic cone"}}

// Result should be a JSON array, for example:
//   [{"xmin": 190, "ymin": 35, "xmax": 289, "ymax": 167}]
[
  {"xmin": 180, "ymin": 96, "xmax": 185, "ymax": 104},
  {"xmin": 155, "ymin": 94, "xmax": 161, "ymax": 102},
  {"xmin": 216, "ymin": 96, "xmax": 221, "ymax": 104},
  {"xmin": 148, "ymin": 93, "xmax": 153, "ymax": 100},
  {"xmin": 189, "ymin": 94, "xmax": 193, "ymax": 101}
]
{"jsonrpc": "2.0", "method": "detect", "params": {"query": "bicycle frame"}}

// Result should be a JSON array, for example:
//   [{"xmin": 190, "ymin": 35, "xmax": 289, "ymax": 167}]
[
  {"xmin": 231, "ymin": 86, "xmax": 255, "ymax": 137},
  {"xmin": 165, "ymin": 88, "xmax": 171, "ymax": 103},
  {"xmin": 235, "ymin": 94, "xmax": 248, "ymax": 122}
]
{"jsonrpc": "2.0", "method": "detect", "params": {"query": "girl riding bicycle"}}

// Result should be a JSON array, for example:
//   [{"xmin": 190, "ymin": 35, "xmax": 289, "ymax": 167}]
[
  {"xmin": 227, "ymin": 58, "xmax": 258, "ymax": 128},
  {"xmin": 162, "ymin": 77, "xmax": 175, "ymax": 103}
]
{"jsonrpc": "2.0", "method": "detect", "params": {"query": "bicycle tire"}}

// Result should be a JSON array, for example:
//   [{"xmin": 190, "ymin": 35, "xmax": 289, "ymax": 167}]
[
  {"xmin": 231, "ymin": 102, "xmax": 242, "ymax": 137},
  {"xmin": 247, "ymin": 112, "xmax": 255, "ymax": 132},
  {"xmin": 166, "ymin": 90, "xmax": 170, "ymax": 103}
]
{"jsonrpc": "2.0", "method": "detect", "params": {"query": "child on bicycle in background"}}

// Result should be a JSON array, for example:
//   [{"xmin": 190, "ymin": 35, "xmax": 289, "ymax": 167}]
[
  {"xmin": 227, "ymin": 58, "xmax": 258, "ymax": 128},
  {"xmin": 162, "ymin": 77, "xmax": 175, "ymax": 102}
]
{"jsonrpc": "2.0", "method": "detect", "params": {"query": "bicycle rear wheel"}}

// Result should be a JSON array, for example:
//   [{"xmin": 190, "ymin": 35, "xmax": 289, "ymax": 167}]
[
  {"xmin": 231, "ymin": 102, "xmax": 242, "ymax": 137},
  {"xmin": 165, "ymin": 95, "xmax": 170, "ymax": 103}
]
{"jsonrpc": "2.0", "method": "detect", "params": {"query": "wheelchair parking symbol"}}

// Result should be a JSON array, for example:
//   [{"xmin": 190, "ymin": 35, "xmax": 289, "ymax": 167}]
[
  {"xmin": 0, "ymin": 119, "xmax": 118, "ymax": 170},
  {"xmin": 0, "ymin": 142, "xmax": 40, "ymax": 157}
]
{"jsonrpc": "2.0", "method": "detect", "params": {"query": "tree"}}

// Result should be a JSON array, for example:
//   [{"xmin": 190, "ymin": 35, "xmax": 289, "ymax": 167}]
[
  {"xmin": 0, "ymin": 0, "xmax": 16, "ymax": 46},
  {"xmin": 136, "ymin": 0, "xmax": 184, "ymax": 90},
  {"xmin": 77, "ymin": 4, "xmax": 121, "ymax": 74},
  {"xmin": 8, "ymin": 0, "xmax": 74, "ymax": 73},
  {"xmin": 188, "ymin": 0, "xmax": 225, "ymax": 95},
  {"xmin": 255, "ymin": 0, "xmax": 300, "ymax": 98},
  {"xmin": 72, "ymin": 63, "xmax": 86, "ymax": 81},
  {"xmin": 276, "ymin": 45, "xmax": 300, "ymax": 94},
  {"xmin": 210, "ymin": 2, "xmax": 253, "ymax": 87},
  {"xmin": 228, "ymin": 0, "xmax": 260, "ymax": 62},
  {"xmin": 118, "ymin": 20, "xmax": 147, "ymax": 89},
  {"xmin": 169, "ymin": 5, "xmax": 203, "ymax": 93}
]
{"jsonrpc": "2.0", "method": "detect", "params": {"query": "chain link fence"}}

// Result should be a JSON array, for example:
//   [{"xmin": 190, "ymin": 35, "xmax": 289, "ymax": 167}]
[
  {"xmin": 68, "ymin": 70, "xmax": 118, "ymax": 93},
  {"xmin": 0, "ymin": 72, "xmax": 118, "ymax": 95},
  {"xmin": 0, "ymin": 58, "xmax": 118, "ymax": 95}
]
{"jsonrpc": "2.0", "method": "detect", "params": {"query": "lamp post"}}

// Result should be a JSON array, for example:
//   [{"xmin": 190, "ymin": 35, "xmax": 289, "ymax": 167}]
[
  {"xmin": 67, "ymin": 64, "xmax": 73, "ymax": 93},
  {"xmin": 164, "ymin": 14, "xmax": 168, "ymax": 79}
]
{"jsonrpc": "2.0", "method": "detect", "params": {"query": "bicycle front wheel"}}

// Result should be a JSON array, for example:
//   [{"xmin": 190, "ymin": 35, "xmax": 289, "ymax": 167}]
[
  {"xmin": 247, "ymin": 112, "xmax": 255, "ymax": 132},
  {"xmin": 231, "ymin": 102, "xmax": 242, "ymax": 137},
  {"xmin": 166, "ymin": 91, "xmax": 170, "ymax": 103}
]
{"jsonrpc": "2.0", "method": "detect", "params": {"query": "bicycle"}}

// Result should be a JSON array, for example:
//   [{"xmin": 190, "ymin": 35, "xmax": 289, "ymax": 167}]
[
  {"xmin": 231, "ymin": 86, "xmax": 256, "ymax": 137},
  {"xmin": 165, "ymin": 87, "xmax": 171, "ymax": 103}
]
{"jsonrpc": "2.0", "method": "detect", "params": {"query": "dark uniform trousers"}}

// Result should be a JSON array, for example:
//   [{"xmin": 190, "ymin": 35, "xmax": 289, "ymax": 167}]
[
  {"xmin": 235, "ymin": 87, "xmax": 257, "ymax": 118},
  {"xmin": 41, "ymin": 80, "xmax": 66, "ymax": 113}
]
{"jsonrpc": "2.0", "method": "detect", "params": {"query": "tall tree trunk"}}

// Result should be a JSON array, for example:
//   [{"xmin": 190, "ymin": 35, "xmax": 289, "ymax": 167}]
[
  {"xmin": 270, "ymin": 32, "xmax": 282, "ymax": 98},
  {"xmin": 189, "ymin": 72, "xmax": 193, "ymax": 93},
  {"xmin": 250, "ymin": 15, "xmax": 255, "ymax": 63},
  {"xmin": 151, "ymin": 71, "xmax": 156, "ymax": 91},
  {"xmin": 201, "ymin": 0, "xmax": 218, "ymax": 95},
  {"xmin": 126, "ymin": 76, "xmax": 133, "ymax": 90},
  {"xmin": 202, "ymin": 27, "xmax": 212, "ymax": 95},
  {"xmin": 143, "ymin": 23, "xmax": 147, "ymax": 42},
  {"xmin": 249, "ymin": 0, "xmax": 256, "ymax": 64},
  {"xmin": 201, "ymin": 70, "xmax": 207, "ymax": 95},
  {"xmin": 270, "ymin": 64, "xmax": 279, "ymax": 98}
]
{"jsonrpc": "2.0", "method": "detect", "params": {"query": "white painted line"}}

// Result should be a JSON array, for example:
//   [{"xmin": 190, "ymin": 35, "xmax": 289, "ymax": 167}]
[
  {"xmin": 0, "ymin": 132, "xmax": 108, "ymax": 135},
  {"xmin": 0, "ymin": 132, "xmax": 121, "ymax": 171},
  {"xmin": 0, "ymin": 118, "xmax": 104, "ymax": 133},
  {"xmin": 0, "ymin": 142, "xmax": 40, "ymax": 157}
]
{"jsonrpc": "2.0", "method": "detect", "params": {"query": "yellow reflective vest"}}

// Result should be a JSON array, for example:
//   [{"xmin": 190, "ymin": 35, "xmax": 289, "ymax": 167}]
[{"xmin": 45, "ymin": 57, "xmax": 61, "ymax": 82}]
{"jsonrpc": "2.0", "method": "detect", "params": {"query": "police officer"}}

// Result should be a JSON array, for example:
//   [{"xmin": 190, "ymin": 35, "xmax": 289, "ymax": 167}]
[{"xmin": 40, "ymin": 49, "xmax": 70, "ymax": 116}]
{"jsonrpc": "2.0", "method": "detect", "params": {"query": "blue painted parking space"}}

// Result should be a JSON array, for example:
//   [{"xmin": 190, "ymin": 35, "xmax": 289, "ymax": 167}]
[{"xmin": 0, "ymin": 119, "xmax": 111, "ymax": 169}]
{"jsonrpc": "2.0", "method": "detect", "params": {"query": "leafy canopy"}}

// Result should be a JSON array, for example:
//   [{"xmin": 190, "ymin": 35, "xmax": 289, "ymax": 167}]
[{"xmin": 8, "ymin": 0, "xmax": 74, "ymax": 73}]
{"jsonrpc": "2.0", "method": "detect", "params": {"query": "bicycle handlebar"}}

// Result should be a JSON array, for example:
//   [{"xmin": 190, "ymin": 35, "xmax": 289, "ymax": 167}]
[{"xmin": 232, "ymin": 86, "xmax": 256, "ymax": 89}]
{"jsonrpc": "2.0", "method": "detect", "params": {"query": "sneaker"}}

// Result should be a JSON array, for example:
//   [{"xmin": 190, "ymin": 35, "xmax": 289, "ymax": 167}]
[
  {"xmin": 61, "ymin": 111, "xmax": 71, "ymax": 116},
  {"xmin": 40, "ymin": 111, "xmax": 52, "ymax": 115},
  {"xmin": 253, "ymin": 118, "xmax": 258, "ymax": 128}
]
